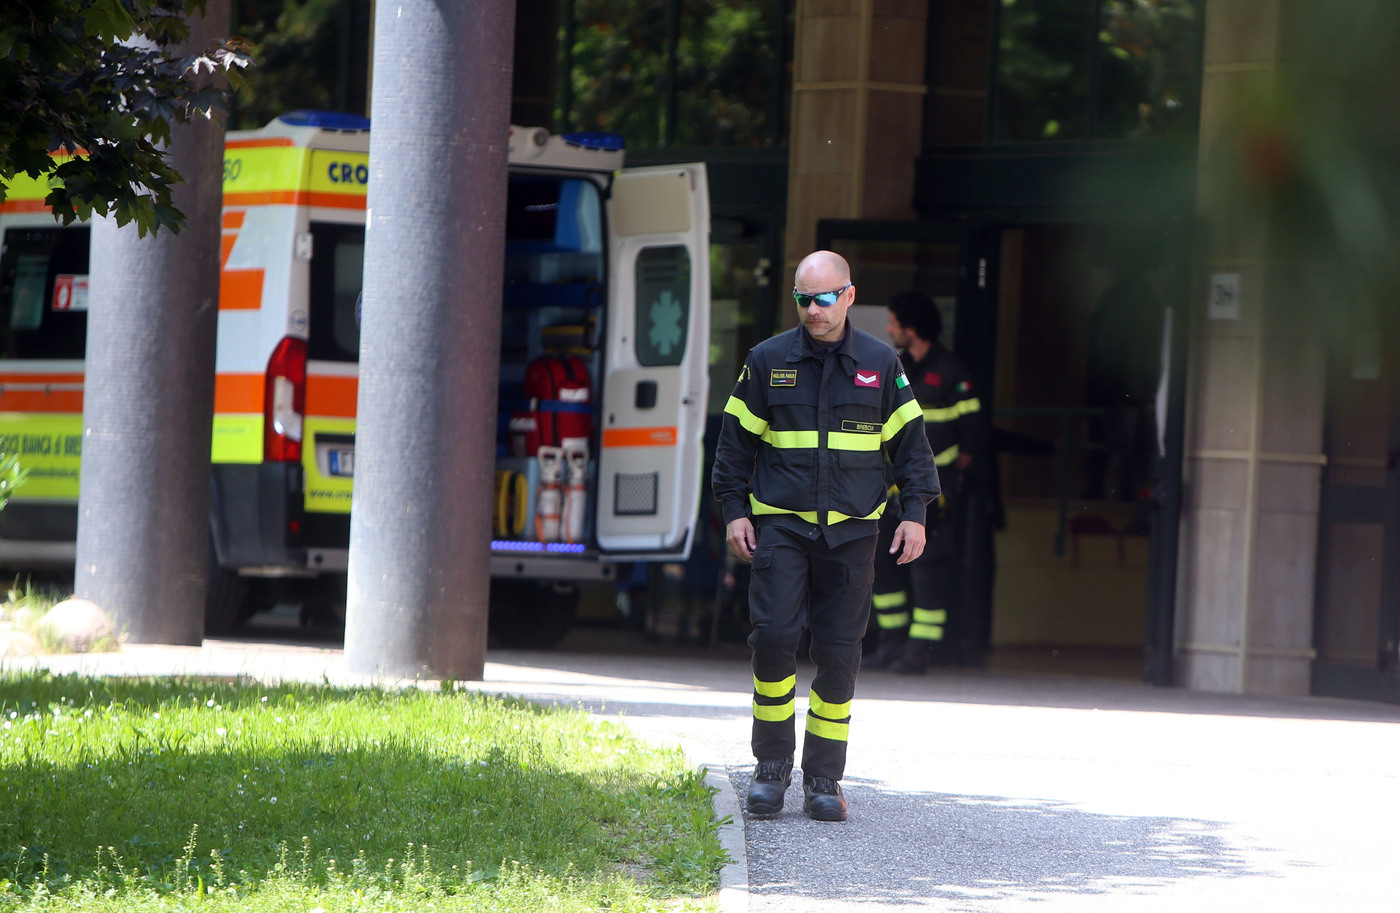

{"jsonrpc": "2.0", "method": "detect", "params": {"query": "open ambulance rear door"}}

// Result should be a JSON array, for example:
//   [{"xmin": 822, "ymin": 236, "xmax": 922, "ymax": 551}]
[{"xmin": 595, "ymin": 163, "xmax": 710, "ymax": 559}]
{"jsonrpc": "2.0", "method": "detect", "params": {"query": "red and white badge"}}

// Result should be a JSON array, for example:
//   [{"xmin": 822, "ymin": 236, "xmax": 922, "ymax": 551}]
[{"xmin": 854, "ymin": 370, "xmax": 880, "ymax": 388}]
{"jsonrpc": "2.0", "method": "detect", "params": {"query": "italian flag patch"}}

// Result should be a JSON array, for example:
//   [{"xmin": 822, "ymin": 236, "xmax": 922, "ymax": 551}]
[{"xmin": 896, "ymin": 373, "xmax": 909, "ymax": 389}]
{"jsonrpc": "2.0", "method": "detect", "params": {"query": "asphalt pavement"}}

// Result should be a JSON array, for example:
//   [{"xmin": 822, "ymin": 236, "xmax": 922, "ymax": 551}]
[{"xmin": 7, "ymin": 627, "xmax": 1400, "ymax": 913}]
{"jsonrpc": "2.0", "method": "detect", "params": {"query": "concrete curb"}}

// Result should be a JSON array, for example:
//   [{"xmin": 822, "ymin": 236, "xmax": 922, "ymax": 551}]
[{"xmin": 686, "ymin": 746, "xmax": 749, "ymax": 913}]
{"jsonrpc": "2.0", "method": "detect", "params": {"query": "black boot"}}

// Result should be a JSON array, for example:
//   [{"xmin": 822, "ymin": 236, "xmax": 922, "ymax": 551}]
[
  {"xmin": 862, "ymin": 631, "xmax": 908, "ymax": 670},
  {"xmin": 802, "ymin": 775, "xmax": 847, "ymax": 822},
  {"xmin": 891, "ymin": 638, "xmax": 930, "ymax": 675},
  {"xmin": 746, "ymin": 757, "xmax": 793, "ymax": 818}
]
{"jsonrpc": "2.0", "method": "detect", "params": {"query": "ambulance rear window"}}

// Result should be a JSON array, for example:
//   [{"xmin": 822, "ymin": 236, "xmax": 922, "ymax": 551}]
[
  {"xmin": 307, "ymin": 222, "xmax": 363, "ymax": 362},
  {"xmin": 0, "ymin": 227, "xmax": 89, "ymax": 360}
]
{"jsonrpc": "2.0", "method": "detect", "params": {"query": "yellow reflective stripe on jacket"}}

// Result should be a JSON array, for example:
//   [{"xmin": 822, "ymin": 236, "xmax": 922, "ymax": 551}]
[
  {"xmin": 749, "ymin": 494, "xmax": 885, "ymax": 525},
  {"xmin": 877, "ymin": 610, "xmax": 910, "ymax": 629},
  {"xmin": 753, "ymin": 699, "xmax": 795, "ymax": 722},
  {"xmin": 764, "ymin": 429, "xmax": 818, "ymax": 448},
  {"xmin": 724, "ymin": 395, "xmax": 769, "ymax": 436},
  {"xmin": 753, "ymin": 674, "xmax": 796, "ymax": 698},
  {"xmin": 913, "ymin": 607, "xmax": 947, "ymax": 625},
  {"xmin": 872, "ymin": 590, "xmax": 907, "ymax": 610},
  {"xmin": 750, "ymin": 495, "xmax": 820, "ymax": 524},
  {"xmin": 934, "ymin": 443, "xmax": 960, "ymax": 466},
  {"xmin": 922, "ymin": 397, "xmax": 982, "ymax": 424},
  {"xmin": 809, "ymin": 690, "xmax": 851, "ymax": 720},
  {"xmin": 827, "ymin": 430, "xmax": 883, "ymax": 451},
  {"xmin": 827, "ymin": 501, "xmax": 886, "ymax": 523},
  {"xmin": 882, "ymin": 398, "xmax": 924, "ymax": 441},
  {"xmin": 805, "ymin": 715, "xmax": 849, "ymax": 741}
]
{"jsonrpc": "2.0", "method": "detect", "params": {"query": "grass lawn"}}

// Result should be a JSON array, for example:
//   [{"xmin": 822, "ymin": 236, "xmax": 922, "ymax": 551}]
[{"xmin": 0, "ymin": 672, "xmax": 727, "ymax": 912}]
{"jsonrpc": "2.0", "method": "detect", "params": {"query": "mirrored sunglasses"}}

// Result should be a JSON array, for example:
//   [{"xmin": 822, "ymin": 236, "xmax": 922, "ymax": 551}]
[{"xmin": 792, "ymin": 283, "xmax": 851, "ymax": 308}]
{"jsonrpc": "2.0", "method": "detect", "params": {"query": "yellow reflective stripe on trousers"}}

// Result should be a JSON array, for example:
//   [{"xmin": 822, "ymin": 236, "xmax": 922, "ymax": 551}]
[
  {"xmin": 882, "ymin": 398, "xmax": 924, "ymax": 441},
  {"xmin": 809, "ymin": 690, "xmax": 851, "ymax": 720},
  {"xmin": 827, "ymin": 431, "xmax": 882, "ymax": 451},
  {"xmin": 763, "ymin": 429, "xmax": 818, "ymax": 448},
  {"xmin": 910, "ymin": 607, "xmax": 946, "ymax": 641},
  {"xmin": 934, "ymin": 443, "xmax": 960, "ymax": 466},
  {"xmin": 753, "ymin": 673, "xmax": 796, "ymax": 698},
  {"xmin": 753, "ymin": 699, "xmax": 795, "ymax": 722},
  {"xmin": 724, "ymin": 395, "xmax": 769, "ymax": 436},
  {"xmin": 877, "ymin": 611, "xmax": 910, "ymax": 629},
  {"xmin": 871, "ymin": 590, "xmax": 907, "ymax": 610},
  {"xmin": 805, "ymin": 715, "xmax": 849, "ymax": 741}
]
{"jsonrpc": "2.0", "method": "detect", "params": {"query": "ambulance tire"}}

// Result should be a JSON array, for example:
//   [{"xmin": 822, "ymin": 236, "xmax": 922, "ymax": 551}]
[
  {"xmin": 488, "ymin": 580, "xmax": 579, "ymax": 649},
  {"xmin": 205, "ymin": 562, "xmax": 256, "ymax": 636}
]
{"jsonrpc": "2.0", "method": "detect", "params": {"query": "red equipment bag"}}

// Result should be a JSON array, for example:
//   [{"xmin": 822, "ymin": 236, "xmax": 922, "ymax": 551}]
[{"xmin": 509, "ymin": 355, "xmax": 592, "ymax": 456}]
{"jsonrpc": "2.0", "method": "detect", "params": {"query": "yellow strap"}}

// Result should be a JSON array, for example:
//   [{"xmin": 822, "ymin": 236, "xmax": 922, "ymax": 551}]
[
  {"xmin": 910, "ymin": 622, "xmax": 945, "ymax": 641},
  {"xmin": 805, "ymin": 715, "xmax": 850, "ymax": 741},
  {"xmin": 809, "ymin": 690, "xmax": 851, "ymax": 720},
  {"xmin": 871, "ymin": 590, "xmax": 907, "ymax": 610},
  {"xmin": 876, "ymin": 611, "xmax": 910, "ymax": 629},
  {"xmin": 882, "ymin": 398, "xmax": 924, "ymax": 441},
  {"xmin": 753, "ymin": 674, "xmax": 796, "ymax": 698},
  {"xmin": 913, "ymin": 607, "xmax": 947, "ymax": 625},
  {"xmin": 827, "ymin": 501, "xmax": 886, "ymax": 523},
  {"xmin": 922, "ymin": 398, "xmax": 982, "ymax": 424},
  {"xmin": 753, "ymin": 699, "xmax": 795, "ymax": 722},
  {"xmin": 763, "ymin": 429, "xmax": 818, "ymax": 448},
  {"xmin": 724, "ymin": 395, "xmax": 769, "ymax": 436},
  {"xmin": 827, "ymin": 430, "xmax": 883, "ymax": 451},
  {"xmin": 750, "ymin": 495, "xmax": 819, "ymax": 525}
]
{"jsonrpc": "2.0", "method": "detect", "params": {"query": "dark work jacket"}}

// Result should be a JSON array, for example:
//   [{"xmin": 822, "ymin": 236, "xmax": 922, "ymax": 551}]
[
  {"xmin": 902, "ymin": 342, "xmax": 984, "ymax": 469},
  {"xmin": 712, "ymin": 321, "xmax": 939, "ymax": 547}
]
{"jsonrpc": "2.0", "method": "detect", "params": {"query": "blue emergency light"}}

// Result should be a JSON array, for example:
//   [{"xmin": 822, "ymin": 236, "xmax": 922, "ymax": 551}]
[
  {"xmin": 277, "ymin": 110, "xmax": 372, "ymax": 131},
  {"xmin": 560, "ymin": 132, "xmax": 625, "ymax": 152}
]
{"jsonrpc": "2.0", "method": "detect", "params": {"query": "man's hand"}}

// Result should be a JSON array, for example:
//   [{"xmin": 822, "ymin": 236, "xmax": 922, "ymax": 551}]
[
  {"xmin": 889, "ymin": 520, "xmax": 927, "ymax": 565},
  {"xmin": 727, "ymin": 517, "xmax": 756, "ymax": 562}
]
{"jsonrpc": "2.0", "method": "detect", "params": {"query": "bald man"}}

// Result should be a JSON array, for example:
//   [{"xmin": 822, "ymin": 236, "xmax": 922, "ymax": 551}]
[{"xmin": 712, "ymin": 250, "xmax": 939, "ymax": 821}]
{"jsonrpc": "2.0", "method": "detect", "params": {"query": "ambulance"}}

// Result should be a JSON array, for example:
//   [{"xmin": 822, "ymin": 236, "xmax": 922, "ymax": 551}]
[{"xmin": 0, "ymin": 110, "xmax": 711, "ymax": 646}]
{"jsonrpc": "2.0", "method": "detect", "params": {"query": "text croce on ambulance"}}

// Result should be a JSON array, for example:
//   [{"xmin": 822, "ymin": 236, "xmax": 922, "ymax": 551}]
[{"xmin": 0, "ymin": 110, "xmax": 711, "ymax": 645}]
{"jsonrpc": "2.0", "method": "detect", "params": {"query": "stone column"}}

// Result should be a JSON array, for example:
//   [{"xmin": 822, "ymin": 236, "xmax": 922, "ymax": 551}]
[
  {"xmin": 1177, "ymin": 0, "xmax": 1326, "ymax": 695},
  {"xmin": 782, "ymin": 0, "xmax": 928, "ymax": 277}
]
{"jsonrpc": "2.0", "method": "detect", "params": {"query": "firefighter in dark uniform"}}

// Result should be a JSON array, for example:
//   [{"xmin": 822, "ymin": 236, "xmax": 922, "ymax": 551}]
[
  {"xmin": 865, "ymin": 289, "xmax": 984, "ymax": 674},
  {"xmin": 712, "ymin": 251, "xmax": 938, "ymax": 822}
]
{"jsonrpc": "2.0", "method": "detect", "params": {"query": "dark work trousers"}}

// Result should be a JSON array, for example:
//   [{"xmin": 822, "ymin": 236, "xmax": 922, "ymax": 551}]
[
  {"xmin": 871, "ymin": 488, "xmax": 960, "ymax": 656},
  {"xmin": 747, "ymin": 523, "xmax": 877, "ymax": 781}
]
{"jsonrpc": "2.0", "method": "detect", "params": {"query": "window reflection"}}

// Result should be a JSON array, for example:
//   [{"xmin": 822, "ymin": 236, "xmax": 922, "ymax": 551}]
[
  {"xmin": 994, "ymin": 0, "xmax": 1201, "ymax": 143},
  {"xmin": 561, "ymin": 0, "xmax": 791, "ymax": 149}
]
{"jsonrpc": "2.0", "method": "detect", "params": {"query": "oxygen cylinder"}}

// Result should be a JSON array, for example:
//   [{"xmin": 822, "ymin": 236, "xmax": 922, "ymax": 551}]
[
  {"xmin": 535, "ymin": 446, "xmax": 564, "ymax": 543},
  {"xmin": 561, "ymin": 445, "xmax": 589, "ymax": 544}
]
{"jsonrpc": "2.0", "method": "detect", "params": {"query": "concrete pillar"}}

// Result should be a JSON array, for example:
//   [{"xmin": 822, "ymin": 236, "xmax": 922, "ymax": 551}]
[
  {"xmin": 783, "ymin": 0, "xmax": 928, "ymax": 276},
  {"xmin": 1177, "ymin": 0, "xmax": 1325, "ymax": 695}
]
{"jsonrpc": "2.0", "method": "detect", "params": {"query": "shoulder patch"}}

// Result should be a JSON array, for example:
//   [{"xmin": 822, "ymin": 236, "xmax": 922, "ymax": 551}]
[
  {"xmin": 957, "ymin": 379, "xmax": 972, "ymax": 393},
  {"xmin": 895, "ymin": 372, "xmax": 909, "ymax": 390},
  {"xmin": 770, "ymin": 368, "xmax": 797, "ymax": 386},
  {"xmin": 738, "ymin": 364, "xmax": 750, "ymax": 382}
]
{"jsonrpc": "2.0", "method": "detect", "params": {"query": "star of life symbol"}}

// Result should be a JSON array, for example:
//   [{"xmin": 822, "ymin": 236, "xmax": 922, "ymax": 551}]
[{"xmin": 649, "ymin": 291, "xmax": 684, "ymax": 357}]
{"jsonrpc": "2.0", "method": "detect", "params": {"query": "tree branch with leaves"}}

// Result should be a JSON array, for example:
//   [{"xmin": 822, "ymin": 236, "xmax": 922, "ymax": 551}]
[{"xmin": 0, "ymin": 0, "xmax": 252, "ymax": 236}]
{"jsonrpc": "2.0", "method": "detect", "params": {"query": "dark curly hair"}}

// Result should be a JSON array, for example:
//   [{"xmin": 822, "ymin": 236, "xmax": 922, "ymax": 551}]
[{"xmin": 888, "ymin": 289, "xmax": 942, "ymax": 342}]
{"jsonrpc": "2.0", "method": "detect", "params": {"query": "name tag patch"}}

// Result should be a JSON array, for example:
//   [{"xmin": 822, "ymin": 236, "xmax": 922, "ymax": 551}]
[
  {"xmin": 841, "ymin": 420, "xmax": 880, "ymax": 434},
  {"xmin": 770, "ymin": 369, "xmax": 798, "ymax": 386}
]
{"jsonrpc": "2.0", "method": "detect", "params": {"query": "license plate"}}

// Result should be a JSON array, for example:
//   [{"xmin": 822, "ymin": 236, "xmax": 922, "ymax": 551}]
[{"xmin": 328, "ymin": 448, "xmax": 354, "ymax": 477}]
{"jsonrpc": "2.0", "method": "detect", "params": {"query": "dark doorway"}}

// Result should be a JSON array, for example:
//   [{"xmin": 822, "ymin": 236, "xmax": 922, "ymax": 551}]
[
  {"xmin": 818, "ymin": 216, "xmax": 1188, "ymax": 681},
  {"xmin": 1313, "ymin": 301, "xmax": 1400, "ymax": 702}
]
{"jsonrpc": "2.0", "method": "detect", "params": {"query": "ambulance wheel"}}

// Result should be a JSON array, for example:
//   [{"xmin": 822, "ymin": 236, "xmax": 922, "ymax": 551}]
[
  {"xmin": 205, "ymin": 564, "xmax": 254, "ymax": 636},
  {"xmin": 489, "ymin": 580, "xmax": 579, "ymax": 649}
]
